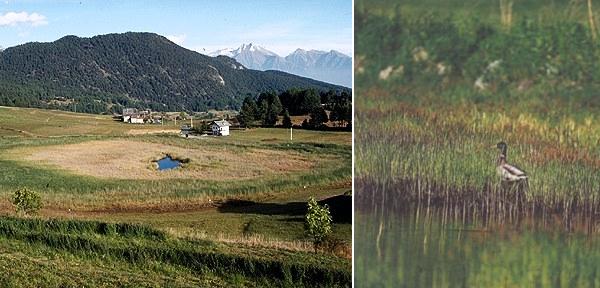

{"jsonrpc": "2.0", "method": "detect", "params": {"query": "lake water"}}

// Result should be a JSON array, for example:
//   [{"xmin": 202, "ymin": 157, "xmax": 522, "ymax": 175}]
[
  {"xmin": 355, "ymin": 202, "xmax": 600, "ymax": 287},
  {"xmin": 156, "ymin": 156, "xmax": 181, "ymax": 170}
]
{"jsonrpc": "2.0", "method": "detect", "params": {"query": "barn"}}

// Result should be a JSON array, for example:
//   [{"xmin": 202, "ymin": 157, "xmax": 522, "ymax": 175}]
[{"xmin": 210, "ymin": 120, "xmax": 231, "ymax": 136}]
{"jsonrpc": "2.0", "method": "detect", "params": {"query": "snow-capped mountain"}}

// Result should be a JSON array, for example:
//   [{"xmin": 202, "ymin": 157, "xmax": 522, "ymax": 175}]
[
  {"xmin": 206, "ymin": 43, "xmax": 351, "ymax": 87},
  {"xmin": 208, "ymin": 43, "xmax": 278, "ymax": 67},
  {"xmin": 209, "ymin": 47, "xmax": 235, "ymax": 57}
]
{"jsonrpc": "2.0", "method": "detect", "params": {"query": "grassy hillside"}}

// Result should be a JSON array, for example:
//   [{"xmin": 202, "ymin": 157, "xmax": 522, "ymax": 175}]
[
  {"xmin": 356, "ymin": 0, "xmax": 600, "ymax": 216},
  {"xmin": 0, "ymin": 217, "xmax": 350, "ymax": 287},
  {"xmin": 0, "ymin": 106, "xmax": 351, "ymax": 286}
]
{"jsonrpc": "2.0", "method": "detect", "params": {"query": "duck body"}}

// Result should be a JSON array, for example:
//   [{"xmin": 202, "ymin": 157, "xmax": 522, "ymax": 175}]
[
  {"xmin": 497, "ymin": 156, "xmax": 528, "ymax": 182},
  {"xmin": 496, "ymin": 142, "xmax": 528, "ymax": 182}
]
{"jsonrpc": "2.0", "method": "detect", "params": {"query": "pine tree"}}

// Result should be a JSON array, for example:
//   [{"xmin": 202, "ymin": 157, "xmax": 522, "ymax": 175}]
[
  {"xmin": 238, "ymin": 96, "xmax": 258, "ymax": 128},
  {"xmin": 309, "ymin": 106, "xmax": 329, "ymax": 128},
  {"xmin": 282, "ymin": 109, "xmax": 292, "ymax": 128}
]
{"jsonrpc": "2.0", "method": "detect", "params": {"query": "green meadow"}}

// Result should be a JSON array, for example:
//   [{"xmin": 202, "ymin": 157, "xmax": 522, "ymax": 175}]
[{"xmin": 0, "ymin": 106, "xmax": 351, "ymax": 287}]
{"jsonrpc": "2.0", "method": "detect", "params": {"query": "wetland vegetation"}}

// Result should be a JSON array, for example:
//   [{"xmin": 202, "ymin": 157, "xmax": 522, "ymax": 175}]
[{"xmin": 355, "ymin": 0, "xmax": 600, "ymax": 286}]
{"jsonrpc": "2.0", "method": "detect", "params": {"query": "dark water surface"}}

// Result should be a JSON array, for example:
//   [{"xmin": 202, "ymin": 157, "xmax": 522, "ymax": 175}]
[
  {"xmin": 156, "ymin": 156, "xmax": 181, "ymax": 170},
  {"xmin": 355, "ymin": 201, "xmax": 600, "ymax": 287}
]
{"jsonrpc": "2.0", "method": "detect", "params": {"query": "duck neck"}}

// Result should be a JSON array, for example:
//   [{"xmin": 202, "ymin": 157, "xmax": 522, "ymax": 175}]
[{"xmin": 497, "ymin": 155, "xmax": 506, "ymax": 166}]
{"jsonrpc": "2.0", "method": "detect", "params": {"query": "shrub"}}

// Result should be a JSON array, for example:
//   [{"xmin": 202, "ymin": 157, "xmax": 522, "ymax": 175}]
[
  {"xmin": 304, "ymin": 197, "xmax": 332, "ymax": 249},
  {"xmin": 12, "ymin": 187, "xmax": 42, "ymax": 216}
]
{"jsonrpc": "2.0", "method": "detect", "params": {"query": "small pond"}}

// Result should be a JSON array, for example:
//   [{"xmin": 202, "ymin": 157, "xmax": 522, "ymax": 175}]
[{"xmin": 156, "ymin": 156, "xmax": 181, "ymax": 170}]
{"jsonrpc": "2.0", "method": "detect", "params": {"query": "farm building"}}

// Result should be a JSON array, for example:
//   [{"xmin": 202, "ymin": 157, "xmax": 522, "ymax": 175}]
[
  {"xmin": 210, "ymin": 120, "xmax": 231, "ymax": 136},
  {"xmin": 180, "ymin": 125, "xmax": 193, "ymax": 137},
  {"xmin": 124, "ymin": 114, "xmax": 144, "ymax": 124},
  {"xmin": 121, "ymin": 108, "xmax": 150, "ymax": 123}
]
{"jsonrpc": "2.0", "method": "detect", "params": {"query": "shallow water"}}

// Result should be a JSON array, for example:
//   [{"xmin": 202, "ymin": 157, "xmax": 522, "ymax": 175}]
[
  {"xmin": 156, "ymin": 156, "xmax": 181, "ymax": 170},
  {"xmin": 355, "ymin": 204, "xmax": 600, "ymax": 287}
]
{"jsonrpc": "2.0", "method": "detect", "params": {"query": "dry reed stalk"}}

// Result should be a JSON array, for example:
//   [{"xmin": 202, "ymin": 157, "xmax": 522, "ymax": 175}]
[
  {"xmin": 589, "ymin": 0, "xmax": 598, "ymax": 39},
  {"xmin": 500, "ymin": 0, "xmax": 513, "ymax": 29}
]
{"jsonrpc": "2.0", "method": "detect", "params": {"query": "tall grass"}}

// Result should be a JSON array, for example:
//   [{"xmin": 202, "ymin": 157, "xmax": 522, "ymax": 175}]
[
  {"xmin": 356, "ymin": 1, "xmax": 600, "ymax": 219},
  {"xmin": 0, "ymin": 216, "xmax": 351, "ymax": 287}
]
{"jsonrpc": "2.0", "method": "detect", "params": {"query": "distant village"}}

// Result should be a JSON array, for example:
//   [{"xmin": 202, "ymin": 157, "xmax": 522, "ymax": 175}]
[{"xmin": 115, "ymin": 108, "xmax": 233, "ymax": 137}]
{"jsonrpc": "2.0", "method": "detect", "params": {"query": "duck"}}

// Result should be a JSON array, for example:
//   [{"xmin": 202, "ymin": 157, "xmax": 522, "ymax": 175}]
[{"xmin": 495, "ymin": 141, "xmax": 528, "ymax": 182}]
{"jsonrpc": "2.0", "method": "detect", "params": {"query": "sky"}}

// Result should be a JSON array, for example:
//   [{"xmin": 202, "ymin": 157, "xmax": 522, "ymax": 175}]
[{"xmin": 0, "ymin": 0, "xmax": 352, "ymax": 56}]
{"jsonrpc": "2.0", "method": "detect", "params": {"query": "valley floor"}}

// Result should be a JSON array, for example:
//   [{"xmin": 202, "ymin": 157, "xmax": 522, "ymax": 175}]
[{"xmin": 0, "ymin": 106, "xmax": 352, "ymax": 287}]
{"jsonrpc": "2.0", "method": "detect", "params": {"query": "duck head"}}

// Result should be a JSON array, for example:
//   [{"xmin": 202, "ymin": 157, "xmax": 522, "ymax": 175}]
[{"xmin": 496, "ymin": 141, "xmax": 507, "ymax": 156}]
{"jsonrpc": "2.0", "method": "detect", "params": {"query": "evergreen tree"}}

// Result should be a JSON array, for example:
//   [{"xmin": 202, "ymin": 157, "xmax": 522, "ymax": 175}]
[
  {"xmin": 300, "ymin": 89, "xmax": 321, "ymax": 114},
  {"xmin": 309, "ymin": 106, "xmax": 329, "ymax": 128},
  {"xmin": 258, "ymin": 99, "xmax": 269, "ymax": 125},
  {"xmin": 238, "ymin": 96, "xmax": 258, "ymax": 128},
  {"xmin": 330, "ymin": 92, "xmax": 352, "ymax": 127},
  {"xmin": 282, "ymin": 109, "xmax": 292, "ymax": 128},
  {"xmin": 271, "ymin": 93, "xmax": 283, "ymax": 115},
  {"xmin": 258, "ymin": 91, "xmax": 283, "ymax": 126}
]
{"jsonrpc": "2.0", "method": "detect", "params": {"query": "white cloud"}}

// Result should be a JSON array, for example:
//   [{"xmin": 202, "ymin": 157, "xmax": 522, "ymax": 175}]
[
  {"xmin": 0, "ymin": 11, "xmax": 48, "ymax": 27},
  {"xmin": 166, "ymin": 34, "xmax": 186, "ymax": 45}
]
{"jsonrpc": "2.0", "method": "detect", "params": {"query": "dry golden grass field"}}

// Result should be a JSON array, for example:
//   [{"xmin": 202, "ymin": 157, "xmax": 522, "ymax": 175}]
[{"xmin": 7, "ymin": 139, "xmax": 316, "ymax": 180}]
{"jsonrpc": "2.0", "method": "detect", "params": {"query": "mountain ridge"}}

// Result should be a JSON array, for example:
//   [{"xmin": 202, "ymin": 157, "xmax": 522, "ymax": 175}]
[
  {"xmin": 207, "ymin": 43, "xmax": 352, "ymax": 87},
  {"xmin": 0, "ymin": 32, "xmax": 348, "ymax": 113}
]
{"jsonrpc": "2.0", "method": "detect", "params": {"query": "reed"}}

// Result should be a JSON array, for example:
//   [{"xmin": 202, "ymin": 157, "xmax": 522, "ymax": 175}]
[{"xmin": 356, "ymin": 2, "xmax": 600, "ymax": 219}]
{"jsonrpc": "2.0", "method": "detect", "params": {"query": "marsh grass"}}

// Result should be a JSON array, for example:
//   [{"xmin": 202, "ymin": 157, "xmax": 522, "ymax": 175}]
[
  {"xmin": 356, "ymin": 1, "xmax": 600, "ymax": 220},
  {"xmin": 356, "ymin": 102, "xmax": 600, "ymax": 220}
]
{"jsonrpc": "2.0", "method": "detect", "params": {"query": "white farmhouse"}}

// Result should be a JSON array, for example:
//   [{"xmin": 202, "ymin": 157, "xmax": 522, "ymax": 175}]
[
  {"xmin": 124, "ymin": 114, "xmax": 144, "ymax": 124},
  {"xmin": 210, "ymin": 120, "xmax": 231, "ymax": 136},
  {"xmin": 130, "ymin": 116, "xmax": 144, "ymax": 124}
]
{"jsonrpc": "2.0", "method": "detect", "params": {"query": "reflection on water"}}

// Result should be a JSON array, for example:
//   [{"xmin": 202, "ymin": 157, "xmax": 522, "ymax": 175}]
[{"xmin": 355, "ymin": 203, "xmax": 600, "ymax": 287}]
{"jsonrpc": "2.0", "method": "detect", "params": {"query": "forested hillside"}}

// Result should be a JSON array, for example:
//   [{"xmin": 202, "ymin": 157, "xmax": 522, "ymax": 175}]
[{"xmin": 0, "ymin": 32, "xmax": 348, "ymax": 113}]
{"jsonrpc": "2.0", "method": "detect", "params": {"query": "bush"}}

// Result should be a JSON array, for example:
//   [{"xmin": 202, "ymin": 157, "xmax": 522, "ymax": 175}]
[
  {"xmin": 12, "ymin": 187, "xmax": 42, "ymax": 216},
  {"xmin": 304, "ymin": 197, "xmax": 332, "ymax": 250}
]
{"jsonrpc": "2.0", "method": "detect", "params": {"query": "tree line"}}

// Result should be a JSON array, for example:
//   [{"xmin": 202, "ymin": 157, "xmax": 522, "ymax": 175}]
[{"xmin": 237, "ymin": 88, "xmax": 352, "ymax": 130}]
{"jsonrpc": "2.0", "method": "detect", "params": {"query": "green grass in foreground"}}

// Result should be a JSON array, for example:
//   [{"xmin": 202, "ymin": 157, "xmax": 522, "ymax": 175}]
[{"xmin": 0, "ymin": 216, "xmax": 351, "ymax": 287}]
